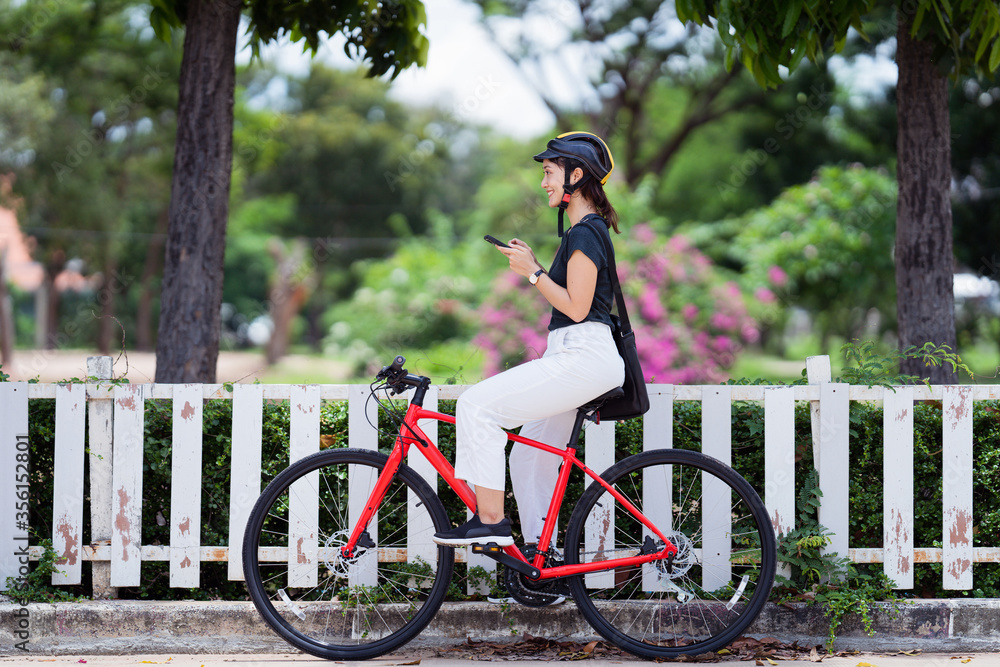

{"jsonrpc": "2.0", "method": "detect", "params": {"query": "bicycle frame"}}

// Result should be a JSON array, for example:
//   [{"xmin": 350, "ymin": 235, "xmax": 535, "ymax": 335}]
[{"xmin": 345, "ymin": 398, "xmax": 678, "ymax": 581}]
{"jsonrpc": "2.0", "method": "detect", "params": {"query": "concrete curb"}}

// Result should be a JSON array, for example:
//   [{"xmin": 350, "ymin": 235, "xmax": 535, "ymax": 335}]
[{"xmin": 2, "ymin": 599, "xmax": 999, "ymax": 655}]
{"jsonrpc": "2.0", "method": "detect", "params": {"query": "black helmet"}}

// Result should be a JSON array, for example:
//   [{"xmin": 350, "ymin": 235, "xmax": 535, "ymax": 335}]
[
  {"xmin": 533, "ymin": 131, "xmax": 615, "ymax": 185},
  {"xmin": 534, "ymin": 131, "xmax": 615, "ymax": 236}
]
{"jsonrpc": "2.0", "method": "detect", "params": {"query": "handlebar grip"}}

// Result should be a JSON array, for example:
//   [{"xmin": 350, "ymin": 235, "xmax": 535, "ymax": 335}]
[{"xmin": 390, "ymin": 355, "xmax": 405, "ymax": 372}]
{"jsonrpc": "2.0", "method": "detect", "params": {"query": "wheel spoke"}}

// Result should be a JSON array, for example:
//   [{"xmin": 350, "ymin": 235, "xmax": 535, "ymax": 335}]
[
  {"xmin": 243, "ymin": 449, "xmax": 454, "ymax": 659},
  {"xmin": 565, "ymin": 449, "xmax": 775, "ymax": 659}
]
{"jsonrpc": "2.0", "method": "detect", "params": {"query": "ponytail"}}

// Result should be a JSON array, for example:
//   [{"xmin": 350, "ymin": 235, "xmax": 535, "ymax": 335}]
[{"xmin": 555, "ymin": 157, "xmax": 620, "ymax": 233}]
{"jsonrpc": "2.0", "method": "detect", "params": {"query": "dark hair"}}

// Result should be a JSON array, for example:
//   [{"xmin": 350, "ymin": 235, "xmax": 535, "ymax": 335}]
[{"xmin": 556, "ymin": 157, "xmax": 620, "ymax": 234}]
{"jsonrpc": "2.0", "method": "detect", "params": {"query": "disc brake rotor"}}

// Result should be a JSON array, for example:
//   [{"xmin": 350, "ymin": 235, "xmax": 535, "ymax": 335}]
[
  {"xmin": 657, "ymin": 530, "xmax": 695, "ymax": 580},
  {"xmin": 323, "ymin": 529, "xmax": 370, "ymax": 578}
]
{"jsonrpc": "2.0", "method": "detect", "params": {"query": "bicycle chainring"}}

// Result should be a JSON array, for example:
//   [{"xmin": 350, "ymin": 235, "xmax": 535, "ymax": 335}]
[{"xmin": 502, "ymin": 547, "xmax": 568, "ymax": 607}]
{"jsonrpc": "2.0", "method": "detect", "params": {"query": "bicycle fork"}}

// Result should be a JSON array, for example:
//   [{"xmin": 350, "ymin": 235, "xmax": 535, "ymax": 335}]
[{"xmin": 338, "ymin": 445, "xmax": 407, "ymax": 561}]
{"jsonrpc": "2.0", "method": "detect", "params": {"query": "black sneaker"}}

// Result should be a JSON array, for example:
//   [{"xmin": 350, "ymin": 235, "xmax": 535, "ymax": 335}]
[{"xmin": 432, "ymin": 514, "xmax": 514, "ymax": 547}]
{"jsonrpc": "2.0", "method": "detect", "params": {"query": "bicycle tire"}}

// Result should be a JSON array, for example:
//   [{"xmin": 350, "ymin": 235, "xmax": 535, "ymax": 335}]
[
  {"xmin": 564, "ymin": 448, "xmax": 776, "ymax": 659},
  {"xmin": 242, "ymin": 448, "xmax": 455, "ymax": 660}
]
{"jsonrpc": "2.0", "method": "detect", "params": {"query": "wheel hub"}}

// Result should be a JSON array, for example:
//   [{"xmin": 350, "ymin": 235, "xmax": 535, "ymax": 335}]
[
  {"xmin": 657, "ymin": 531, "xmax": 695, "ymax": 580},
  {"xmin": 324, "ymin": 529, "xmax": 371, "ymax": 577}
]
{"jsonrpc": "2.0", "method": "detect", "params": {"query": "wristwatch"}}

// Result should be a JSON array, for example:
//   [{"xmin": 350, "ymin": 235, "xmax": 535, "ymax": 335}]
[{"xmin": 528, "ymin": 269, "xmax": 545, "ymax": 285}]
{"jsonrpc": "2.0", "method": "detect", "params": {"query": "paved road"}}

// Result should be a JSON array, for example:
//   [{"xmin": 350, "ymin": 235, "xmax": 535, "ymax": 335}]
[{"xmin": 3, "ymin": 652, "xmax": 999, "ymax": 667}]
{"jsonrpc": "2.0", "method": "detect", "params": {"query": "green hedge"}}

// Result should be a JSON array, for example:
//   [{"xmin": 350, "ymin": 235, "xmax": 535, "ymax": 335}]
[{"xmin": 20, "ymin": 393, "xmax": 1000, "ymax": 600}]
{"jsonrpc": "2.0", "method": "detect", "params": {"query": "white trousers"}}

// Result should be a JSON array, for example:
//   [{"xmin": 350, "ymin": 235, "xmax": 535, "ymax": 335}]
[{"xmin": 455, "ymin": 321, "xmax": 625, "ymax": 542}]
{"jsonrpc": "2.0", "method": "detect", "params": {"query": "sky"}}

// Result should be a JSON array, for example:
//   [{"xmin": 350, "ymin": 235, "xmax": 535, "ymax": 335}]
[
  {"xmin": 239, "ymin": 0, "xmax": 556, "ymax": 140},
  {"xmin": 237, "ymin": 0, "xmax": 901, "ymax": 140}
]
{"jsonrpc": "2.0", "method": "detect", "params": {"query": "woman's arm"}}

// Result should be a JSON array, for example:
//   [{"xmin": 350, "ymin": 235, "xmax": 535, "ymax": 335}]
[{"xmin": 500, "ymin": 241, "xmax": 597, "ymax": 323}]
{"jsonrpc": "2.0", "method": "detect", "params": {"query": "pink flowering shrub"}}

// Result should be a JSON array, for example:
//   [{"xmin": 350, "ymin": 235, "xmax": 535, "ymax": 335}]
[{"xmin": 475, "ymin": 224, "xmax": 759, "ymax": 383}]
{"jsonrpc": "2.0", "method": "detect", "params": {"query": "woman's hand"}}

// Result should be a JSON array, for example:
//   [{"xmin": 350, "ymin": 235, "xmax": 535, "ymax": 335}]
[
  {"xmin": 497, "ymin": 237, "xmax": 596, "ymax": 322},
  {"xmin": 499, "ymin": 238, "xmax": 542, "ymax": 277}
]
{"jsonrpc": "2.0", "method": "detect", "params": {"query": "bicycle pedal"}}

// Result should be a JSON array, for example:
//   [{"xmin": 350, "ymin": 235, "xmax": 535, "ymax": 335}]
[{"xmin": 471, "ymin": 543, "xmax": 540, "ymax": 579}]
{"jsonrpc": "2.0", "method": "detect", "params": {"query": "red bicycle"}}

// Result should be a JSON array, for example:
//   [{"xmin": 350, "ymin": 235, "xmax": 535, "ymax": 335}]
[{"xmin": 243, "ymin": 356, "xmax": 776, "ymax": 660}]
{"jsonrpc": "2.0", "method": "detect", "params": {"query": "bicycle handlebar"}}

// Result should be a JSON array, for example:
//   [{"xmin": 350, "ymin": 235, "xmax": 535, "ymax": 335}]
[{"xmin": 389, "ymin": 355, "xmax": 405, "ymax": 373}]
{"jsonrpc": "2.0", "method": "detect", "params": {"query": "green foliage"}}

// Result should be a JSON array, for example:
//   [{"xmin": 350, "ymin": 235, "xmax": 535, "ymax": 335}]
[
  {"xmin": 4, "ymin": 539, "xmax": 86, "ymax": 602},
  {"xmin": 0, "ymin": 0, "xmax": 180, "ymax": 349},
  {"xmin": 241, "ymin": 66, "xmax": 455, "ymax": 244},
  {"xmin": 839, "ymin": 340, "xmax": 973, "ymax": 386},
  {"xmin": 322, "ymin": 214, "xmax": 495, "ymax": 380},
  {"xmin": 228, "ymin": 65, "xmax": 476, "ymax": 348},
  {"xmin": 700, "ymin": 166, "xmax": 898, "ymax": 346},
  {"xmin": 774, "ymin": 469, "xmax": 844, "ymax": 588},
  {"xmin": 770, "ymin": 456, "xmax": 903, "ymax": 652},
  {"xmin": 677, "ymin": 0, "xmax": 873, "ymax": 88},
  {"xmin": 150, "ymin": 0, "xmax": 429, "ymax": 80},
  {"xmin": 466, "ymin": 565, "xmax": 498, "ymax": 598},
  {"xmin": 815, "ymin": 568, "xmax": 900, "ymax": 652},
  {"xmin": 679, "ymin": 1, "xmax": 1000, "ymax": 87}
]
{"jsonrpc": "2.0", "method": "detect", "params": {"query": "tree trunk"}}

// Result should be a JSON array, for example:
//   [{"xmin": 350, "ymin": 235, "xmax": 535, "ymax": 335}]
[
  {"xmin": 895, "ymin": 13, "xmax": 957, "ymax": 383},
  {"xmin": 96, "ymin": 253, "xmax": 118, "ymax": 355},
  {"xmin": 154, "ymin": 0, "xmax": 241, "ymax": 383},
  {"xmin": 137, "ymin": 210, "xmax": 169, "ymax": 352},
  {"xmin": 265, "ymin": 239, "xmax": 312, "ymax": 365},
  {"xmin": 42, "ymin": 250, "xmax": 65, "ymax": 350},
  {"xmin": 0, "ymin": 248, "xmax": 13, "ymax": 365}
]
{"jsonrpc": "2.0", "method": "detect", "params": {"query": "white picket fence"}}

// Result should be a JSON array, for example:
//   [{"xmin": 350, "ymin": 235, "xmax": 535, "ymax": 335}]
[{"xmin": 1, "ymin": 373, "xmax": 998, "ymax": 596}]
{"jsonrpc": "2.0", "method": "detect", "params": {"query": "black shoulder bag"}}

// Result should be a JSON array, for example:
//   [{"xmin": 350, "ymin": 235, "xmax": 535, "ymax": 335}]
[{"xmin": 579, "ymin": 218, "xmax": 650, "ymax": 421}]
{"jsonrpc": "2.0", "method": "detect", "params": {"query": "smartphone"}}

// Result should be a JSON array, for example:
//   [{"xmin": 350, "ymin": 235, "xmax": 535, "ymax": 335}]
[{"xmin": 484, "ymin": 235, "xmax": 510, "ymax": 248}]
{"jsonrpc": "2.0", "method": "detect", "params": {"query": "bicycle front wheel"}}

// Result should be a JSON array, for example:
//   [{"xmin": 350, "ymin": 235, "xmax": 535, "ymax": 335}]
[
  {"xmin": 564, "ymin": 448, "xmax": 776, "ymax": 659},
  {"xmin": 242, "ymin": 448, "xmax": 455, "ymax": 660}
]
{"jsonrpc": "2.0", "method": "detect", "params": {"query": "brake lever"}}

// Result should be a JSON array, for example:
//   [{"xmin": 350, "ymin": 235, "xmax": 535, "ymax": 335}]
[{"xmin": 388, "ymin": 381, "xmax": 412, "ymax": 396}]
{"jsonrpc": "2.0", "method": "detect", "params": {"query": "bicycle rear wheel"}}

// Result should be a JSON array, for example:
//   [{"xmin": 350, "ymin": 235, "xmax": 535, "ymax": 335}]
[
  {"xmin": 564, "ymin": 448, "xmax": 775, "ymax": 659},
  {"xmin": 242, "ymin": 448, "xmax": 455, "ymax": 660}
]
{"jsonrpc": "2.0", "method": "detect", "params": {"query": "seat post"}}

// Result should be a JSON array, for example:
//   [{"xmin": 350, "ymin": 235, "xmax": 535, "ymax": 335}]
[{"xmin": 565, "ymin": 409, "xmax": 589, "ymax": 449}]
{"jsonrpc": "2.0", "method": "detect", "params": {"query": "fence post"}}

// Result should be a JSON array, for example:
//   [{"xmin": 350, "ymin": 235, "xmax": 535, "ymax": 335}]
[
  {"xmin": 806, "ymin": 355, "xmax": 832, "ymax": 471},
  {"xmin": 817, "ymin": 383, "xmax": 850, "ymax": 564},
  {"xmin": 0, "ymin": 382, "xmax": 28, "ymax": 591},
  {"xmin": 87, "ymin": 355, "xmax": 117, "ymax": 599}
]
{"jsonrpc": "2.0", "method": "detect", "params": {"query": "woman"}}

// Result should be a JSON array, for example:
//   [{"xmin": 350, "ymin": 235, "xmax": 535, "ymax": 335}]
[{"xmin": 433, "ymin": 132, "xmax": 625, "ymax": 548}]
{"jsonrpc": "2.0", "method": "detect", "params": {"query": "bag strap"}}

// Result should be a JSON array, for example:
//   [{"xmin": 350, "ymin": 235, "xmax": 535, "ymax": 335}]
[{"xmin": 577, "ymin": 216, "xmax": 633, "ymax": 335}]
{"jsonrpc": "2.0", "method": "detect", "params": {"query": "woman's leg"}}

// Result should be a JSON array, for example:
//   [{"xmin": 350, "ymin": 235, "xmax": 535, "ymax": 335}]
[
  {"xmin": 474, "ymin": 486, "xmax": 505, "ymax": 524},
  {"xmin": 509, "ymin": 412, "xmax": 577, "ymax": 543},
  {"xmin": 451, "ymin": 323, "xmax": 623, "ymax": 533}
]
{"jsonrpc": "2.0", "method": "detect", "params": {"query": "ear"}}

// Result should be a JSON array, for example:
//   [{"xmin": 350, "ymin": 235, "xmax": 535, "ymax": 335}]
[{"xmin": 570, "ymin": 167, "xmax": 585, "ymax": 186}]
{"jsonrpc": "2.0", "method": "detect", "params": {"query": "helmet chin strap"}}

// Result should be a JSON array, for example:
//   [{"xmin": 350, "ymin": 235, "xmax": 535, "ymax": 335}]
[{"xmin": 557, "ymin": 166, "xmax": 588, "ymax": 237}]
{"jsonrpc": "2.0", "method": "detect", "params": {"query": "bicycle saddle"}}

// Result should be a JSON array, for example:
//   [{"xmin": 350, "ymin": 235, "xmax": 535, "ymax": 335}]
[{"xmin": 579, "ymin": 386, "xmax": 625, "ymax": 413}]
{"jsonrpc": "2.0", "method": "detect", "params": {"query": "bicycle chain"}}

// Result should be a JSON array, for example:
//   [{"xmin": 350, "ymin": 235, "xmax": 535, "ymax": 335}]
[{"xmin": 502, "ymin": 547, "xmax": 569, "ymax": 607}]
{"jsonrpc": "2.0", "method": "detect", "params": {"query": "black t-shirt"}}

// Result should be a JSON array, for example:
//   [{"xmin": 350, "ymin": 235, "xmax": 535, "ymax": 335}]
[{"xmin": 546, "ymin": 214, "xmax": 615, "ymax": 331}]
